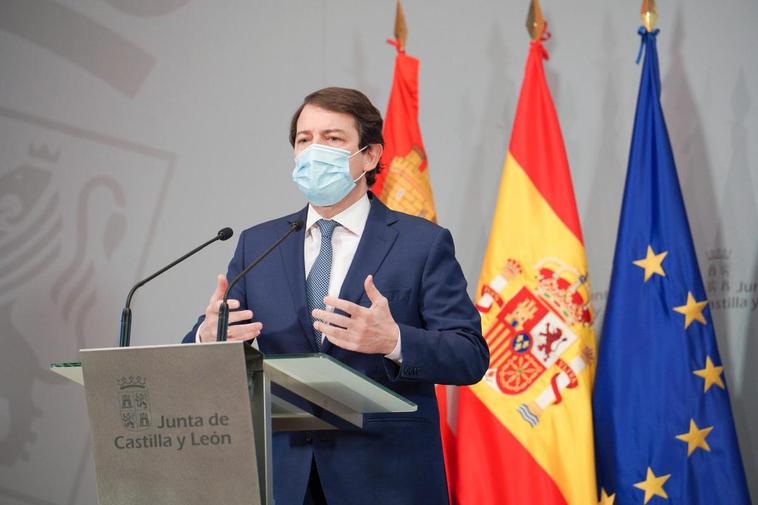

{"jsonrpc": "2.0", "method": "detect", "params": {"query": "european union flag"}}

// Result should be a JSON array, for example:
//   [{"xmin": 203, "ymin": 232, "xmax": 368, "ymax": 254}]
[{"xmin": 592, "ymin": 28, "xmax": 751, "ymax": 505}]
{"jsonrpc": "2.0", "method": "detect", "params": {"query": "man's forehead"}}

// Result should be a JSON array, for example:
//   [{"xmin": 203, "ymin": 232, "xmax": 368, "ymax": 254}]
[{"xmin": 296, "ymin": 105, "xmax": 358, "ymax": 135}]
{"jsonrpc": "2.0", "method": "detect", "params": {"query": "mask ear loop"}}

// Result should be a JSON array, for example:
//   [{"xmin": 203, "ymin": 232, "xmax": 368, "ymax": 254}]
[
  {"xmin": 349, "ymin": 145, "xmax": 370, "ymax": 183},
  {"xmin": 353, "ymin": 171, "xmax": 367, "ymax": 184},
  {"xmin": 348, "ymin": 145, "xmax": 369, "ymax": 158}
]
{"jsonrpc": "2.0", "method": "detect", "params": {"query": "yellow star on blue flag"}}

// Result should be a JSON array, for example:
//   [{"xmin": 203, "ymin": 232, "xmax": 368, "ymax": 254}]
[{"xmin": 633, "ymin": 245, "xmax": 667, "ymax": 281}]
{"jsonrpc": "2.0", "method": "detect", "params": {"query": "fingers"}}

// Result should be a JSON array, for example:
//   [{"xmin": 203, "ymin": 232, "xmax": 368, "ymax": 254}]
[
  {"xmin": 205, "ymin": 274, "xmax": 234, "ymax": 320},
  {"xmin": 316, "ymin": 276, "xmax": 399, "ymax": 355},
  {"xmin": 209, "ymin": 274, "xmax": 228, "ymax": 304},
  {"xmin": 205, "ymin": 298, "xmax": 241, "ymax": 317},
  {"xmin": 324, "ymin": 276, "xmax": 387, "ymax": 312},
  {"xmin": 313, "ymin": 321, "xmax": 352, "ymax": 348},
  {"xmin": 323, "ymin": 296, "xmax": 364, "ymax": 316},
  {"xmin": 226, "ymin": 322, "xmax": 263, "ymax": 342},
  {"xmin": 199, "ymin": 271, "xmax": 250, "ymax": 342},
  {"xmin": 312, "ymin": 308, "xmax": 350, "ymax": 328},
  {"xmin": 199, "ymin": 305, "xmax": 255, "ymax": 343},
  {"xmin": 228, "ymin": 309, "xmax": 253, "ymax": 324},
  {"xmin": 363, "ymin": 274, "xmax": 385, "ymax": 305},
  {"xmin": 216, "ymin": 299, "xmax": 241, "ymax": 310}
]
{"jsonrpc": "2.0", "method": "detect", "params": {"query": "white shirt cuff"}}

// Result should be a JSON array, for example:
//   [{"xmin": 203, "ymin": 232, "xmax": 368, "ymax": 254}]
[{"xmin": 384, "ymin": 328, "xmax": 403, "ymax": 364}]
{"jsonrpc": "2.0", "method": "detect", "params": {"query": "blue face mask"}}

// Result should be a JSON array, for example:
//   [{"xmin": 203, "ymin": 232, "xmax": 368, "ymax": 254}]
[{"xmin": 292, "ymin": 144, "xmax": 368, "ymax": 206}]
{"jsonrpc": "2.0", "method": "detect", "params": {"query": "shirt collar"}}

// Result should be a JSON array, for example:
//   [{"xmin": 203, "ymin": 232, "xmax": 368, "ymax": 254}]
[{"xmin": 305, "ymin": 193, "xmax": 370, "ymax": 236}]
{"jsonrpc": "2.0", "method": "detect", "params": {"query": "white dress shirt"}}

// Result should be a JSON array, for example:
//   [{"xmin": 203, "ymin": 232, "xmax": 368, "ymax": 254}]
[{"xmin": 305, "ymin": 194, "xmax": 402, "ymax": 363}]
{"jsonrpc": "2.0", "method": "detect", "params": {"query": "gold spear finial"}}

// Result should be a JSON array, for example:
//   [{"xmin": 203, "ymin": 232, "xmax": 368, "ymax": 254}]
[
  {"xmin": 641, "ymin": 0, "xmax": 658, "ymax": 32},
  {"xmin": 394, "ymin": 1, "xmax": 408, "ymax": 51},
  {"xmin": 526, "ymin": 0, "xmax": 545, "ymax": 41}
]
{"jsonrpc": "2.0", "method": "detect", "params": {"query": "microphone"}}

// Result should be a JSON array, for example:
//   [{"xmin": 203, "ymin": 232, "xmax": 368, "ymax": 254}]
[
  {"xmin": 216, "ymin": 220, "xmax": 304, "ymax": 342},
  {"xmin": 119, "ymin": 227, "xmax": 234, "ymax": 347}
]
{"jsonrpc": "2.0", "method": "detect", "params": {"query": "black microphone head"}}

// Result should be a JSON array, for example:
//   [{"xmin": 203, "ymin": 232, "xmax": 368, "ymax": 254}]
[
  {"xmin": 289, "ymin": 220, "xmax": 304, "ymax": 231},
  {"xmin": 217, "ymin": 227, "xmax": 234, "ymax": 241}
]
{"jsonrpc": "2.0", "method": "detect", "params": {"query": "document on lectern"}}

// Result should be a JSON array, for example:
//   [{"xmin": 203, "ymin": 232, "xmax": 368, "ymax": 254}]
[{"xmin": 80, "ymin": 343, "xmax": 260, "ymax": 505}]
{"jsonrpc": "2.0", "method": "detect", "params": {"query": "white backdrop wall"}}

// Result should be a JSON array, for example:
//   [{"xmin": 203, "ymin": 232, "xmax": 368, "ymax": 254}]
[{"xmin": 0, "ymin": 1, "xmax": 756, "ymax": 503}]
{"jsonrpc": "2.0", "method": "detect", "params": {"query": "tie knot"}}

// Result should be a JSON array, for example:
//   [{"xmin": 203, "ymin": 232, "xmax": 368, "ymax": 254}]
[{"xmin": 317, "ymin": 219, "xmax": 339, "ymax": 239}]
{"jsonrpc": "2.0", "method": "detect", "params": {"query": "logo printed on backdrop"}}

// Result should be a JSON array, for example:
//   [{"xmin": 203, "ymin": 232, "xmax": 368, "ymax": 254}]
[
  {"xmin": 0, "ymin": 0, "xmax": 192, "ymax": 97},
  {"xmin": 706, "ymin": 248, "xmax": 758, "ymax": 313},
  {"xmin": 0, "ymin": 2, "xmax": 199, "ymax": 503},
  {"xmin": 0, "ymin": 106, "xmax": 174, "ymax": 487},
  {"xmin": 0, "ymin": 135, "xmax": 66, "ymax": 466}
]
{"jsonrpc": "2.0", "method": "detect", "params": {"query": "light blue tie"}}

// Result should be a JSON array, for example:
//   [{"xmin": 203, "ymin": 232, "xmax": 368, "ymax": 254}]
[{"xmin": 306, "ymin": 219, "xmax": 339, "ymax": 350}]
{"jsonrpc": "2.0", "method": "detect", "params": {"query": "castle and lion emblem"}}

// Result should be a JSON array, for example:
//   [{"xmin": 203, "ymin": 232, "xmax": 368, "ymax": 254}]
[{"xmin": 117, "ymin": 376, "xmax": 151, "ymax": 431}]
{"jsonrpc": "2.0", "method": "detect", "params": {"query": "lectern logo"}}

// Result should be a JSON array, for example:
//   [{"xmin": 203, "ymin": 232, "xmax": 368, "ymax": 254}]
[{"xmin": 117, "ymin": 376, "xmax": 151, "ymax": 431}]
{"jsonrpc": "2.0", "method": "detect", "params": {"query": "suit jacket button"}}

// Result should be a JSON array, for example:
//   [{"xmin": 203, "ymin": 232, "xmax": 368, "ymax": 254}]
[{"xmin": 305, "ymin": 433, "xmax": 313, "ymax": 443}]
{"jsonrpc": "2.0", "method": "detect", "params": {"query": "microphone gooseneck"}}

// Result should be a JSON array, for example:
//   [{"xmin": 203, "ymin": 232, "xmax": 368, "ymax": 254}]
[
  {"xmin": 216, "ymin": 220, "xmax": 303, "ymax": 342},
  {"xmin": 118, "ymin": 227, "xmax": 234, "ymax": 347}
]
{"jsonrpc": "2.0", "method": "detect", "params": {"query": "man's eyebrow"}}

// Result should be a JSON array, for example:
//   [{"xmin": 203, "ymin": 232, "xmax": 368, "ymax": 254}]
[{"xmin": 296, "ymin": 128, "xmax": 347, "ymax": 136}]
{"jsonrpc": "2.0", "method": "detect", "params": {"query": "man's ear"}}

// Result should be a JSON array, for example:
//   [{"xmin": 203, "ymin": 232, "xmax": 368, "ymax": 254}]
[{"xmin": 364, "ymin": 144, "xmax": 383, "ymax": 172}]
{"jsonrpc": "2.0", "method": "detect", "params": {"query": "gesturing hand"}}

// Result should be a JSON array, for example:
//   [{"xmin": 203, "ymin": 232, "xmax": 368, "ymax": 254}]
[
  {"xmin": 312, "ymin": 275, "xmax": 399, "ymax": 355},
  {"xmin": 198, "ymin": 274, "xmax": 263, "ymax": 342}
]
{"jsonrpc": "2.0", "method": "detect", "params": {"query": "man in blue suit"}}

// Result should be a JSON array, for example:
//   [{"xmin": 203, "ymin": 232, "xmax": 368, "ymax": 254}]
[{"xmin": 184, "ymin": 87, "xmax": 488, "ymax": 505}]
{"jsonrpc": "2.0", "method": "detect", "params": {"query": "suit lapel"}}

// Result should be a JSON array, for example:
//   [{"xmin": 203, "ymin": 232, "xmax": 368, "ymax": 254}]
[
  {"xmin": 279, "ymin": 206, "xmax": 314, "ymax": 349},
  {"xmin": 321, "ymin": 195, "xmax": 399, "ymax": 354}
]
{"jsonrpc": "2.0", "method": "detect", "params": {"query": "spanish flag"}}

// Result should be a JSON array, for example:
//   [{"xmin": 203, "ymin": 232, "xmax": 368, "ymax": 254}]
[
  {"xmin": 443, "ymin": 32, "xmax": 597, "ymax": 505},
  {"xmin": 374, "ymin": 2, "xmax": 436, "ymax": 222}
]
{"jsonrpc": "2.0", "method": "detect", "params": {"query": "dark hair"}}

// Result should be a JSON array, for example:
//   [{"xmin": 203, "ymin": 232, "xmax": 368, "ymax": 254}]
[{"xmin": 289, "ymin": 87, "xmax": 384, "ymax": 186}]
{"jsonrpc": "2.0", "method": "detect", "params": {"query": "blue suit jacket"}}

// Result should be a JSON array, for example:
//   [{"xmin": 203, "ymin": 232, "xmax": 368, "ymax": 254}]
[{"xmin": 183, "ymin": 193, "xmax": 488, "ymax": 505}]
